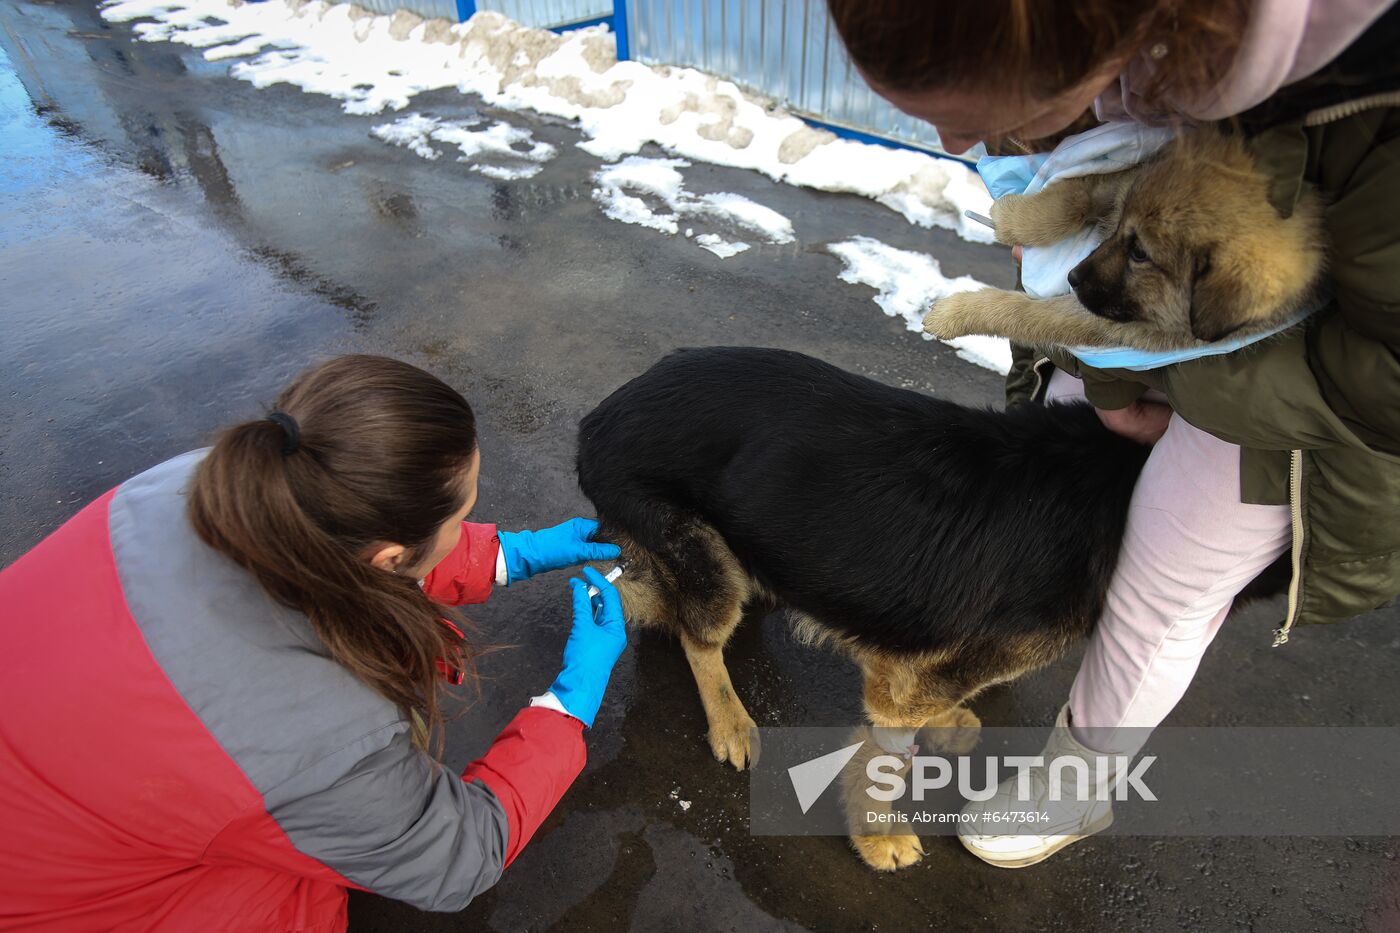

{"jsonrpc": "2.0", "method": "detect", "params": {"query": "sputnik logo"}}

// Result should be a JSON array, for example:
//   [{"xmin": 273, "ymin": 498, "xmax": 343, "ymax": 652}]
[{"xmin": 787, "ymin": 741, "xmax": 864, "ymax": 814}]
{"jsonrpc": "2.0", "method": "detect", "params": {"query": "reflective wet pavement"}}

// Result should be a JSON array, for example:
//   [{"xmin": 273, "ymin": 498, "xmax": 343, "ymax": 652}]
[{"xmin": 2, "ymin": 3, "xmax": 1398, "ymax": 930}]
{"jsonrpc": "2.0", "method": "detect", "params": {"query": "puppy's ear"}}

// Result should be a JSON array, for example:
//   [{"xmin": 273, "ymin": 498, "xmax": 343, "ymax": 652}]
[{"xmin": 1188, "ymin": 248, "xmax": 1246, "ymax": 343}]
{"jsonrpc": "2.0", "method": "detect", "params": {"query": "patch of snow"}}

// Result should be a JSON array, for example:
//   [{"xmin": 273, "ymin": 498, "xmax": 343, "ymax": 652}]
[
  {"xmin": 371, "ymin": 112, "xmax": 555, "ymax": 178},
  {"xmin": 591, "ymin": 155, "xmax": 790, "ymax": 259},
  {"xmin": 827, "ymin": 236, "xmax": 1011, "ymax": 374},
  {"xmin": 695, "ymin": 234, "xmax": 749, "ymax": 258},
  {"xmin": 695, "ymin": 191, "xmax": 792, "ymax": 245},
  {"xmin": 98, "ymin": 0, "xmax": 992, "ymax": 241},
  {"xmin": 472, "ymin": 162, "xmax": 541, "ymax": 180},
  {"xmin": 370, "ymin": 111, "xmax": 442, "ymax": 159}
]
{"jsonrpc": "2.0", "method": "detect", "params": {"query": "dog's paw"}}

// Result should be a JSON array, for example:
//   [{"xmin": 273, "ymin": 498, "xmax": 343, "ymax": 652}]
[
  {"xmin": 920, "ymin": 706, "xmax": 982, "ymax": 755},
  {"xmin": 922, "ymin": 292, "xmax": 982, "ymax": 339},
  {"xmin": 707, "ymin": 710, "xmax": 759, "ymax": 770},
  {"xmin": 852, "ymin": 833, "xmax": 925, "ymax": 872},
  {"xmin": 988, "ymin": 194, "xmax": 1027, "ymax": 246}
]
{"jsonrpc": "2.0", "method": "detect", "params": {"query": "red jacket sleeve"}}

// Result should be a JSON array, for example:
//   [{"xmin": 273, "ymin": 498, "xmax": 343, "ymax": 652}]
[
  {"xmin": 461, "ymin": 707, "xmax": 586, "ymax": 867},
  {"xmin": 422, "ymin": 522, "xmax": 499, "ymax": 606}
]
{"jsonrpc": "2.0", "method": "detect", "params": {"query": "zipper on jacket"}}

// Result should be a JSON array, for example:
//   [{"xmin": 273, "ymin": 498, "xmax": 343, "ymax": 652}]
[
  {"xmin": 1030, "ymin": 356, "xmax": 1051, "ymax": 401},
  {"xmin": 1303, "ymin": 91, "xmax": 1400, "ymax": 127},
  {"xmin": 1274, "ymin": 449, "xmax": 1306, "ymax": 646},
  {"xmin": 1267, "ymin": 92, "xmax": 1393, "ymax": 644}
]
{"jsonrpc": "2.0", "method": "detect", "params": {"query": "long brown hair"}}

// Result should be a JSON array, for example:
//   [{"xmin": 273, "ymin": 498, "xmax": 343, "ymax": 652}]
[
  {"xmin": 826, "ymin": 0, "xmax": 1250, "ymax": 116},
  {"xmin": 188, "ymin": 355, "xmax": 481, "ymax": 752}
]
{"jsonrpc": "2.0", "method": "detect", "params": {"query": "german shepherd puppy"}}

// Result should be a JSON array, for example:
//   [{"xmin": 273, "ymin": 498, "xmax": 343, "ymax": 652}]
[
  {"xmin": 922, "ymin": 132, "xmax": 1326, "ymax": 349},
  {"xmin": 576, "ymin": 347, "xmax": 1153, "ymax": 871}
]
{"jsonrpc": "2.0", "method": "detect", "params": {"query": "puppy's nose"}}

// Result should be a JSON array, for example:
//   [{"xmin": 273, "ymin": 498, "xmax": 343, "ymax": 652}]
[{"xmin": 1066, "ymin": 265, "xmax": 1084, "ymax": 290}]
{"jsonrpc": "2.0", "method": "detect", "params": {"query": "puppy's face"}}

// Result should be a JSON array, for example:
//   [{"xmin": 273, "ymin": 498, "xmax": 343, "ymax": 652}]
[
  {"xmin": 1062, "ymin": 132, "xmax": 1316, "ymax": 345},
  {"xmin": 1067, "ymin": 185, "xmax": 1230, "ymax": 341}
]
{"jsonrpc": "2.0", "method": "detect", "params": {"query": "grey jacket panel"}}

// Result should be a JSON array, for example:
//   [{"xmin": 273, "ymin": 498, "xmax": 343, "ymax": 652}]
[
  {"xmin": 108, "ymin": 451, "xmax": 507, "ymax": 909},
  {"xmin": 267, "ymin": 725, "xmax": 508, "ymax": 911}
]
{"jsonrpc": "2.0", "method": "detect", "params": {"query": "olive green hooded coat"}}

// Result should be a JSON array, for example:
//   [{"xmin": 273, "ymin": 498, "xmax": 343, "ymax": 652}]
[{"xmin": 1005, "ymin": 10, "xmax": 1400, "ymax": 641}]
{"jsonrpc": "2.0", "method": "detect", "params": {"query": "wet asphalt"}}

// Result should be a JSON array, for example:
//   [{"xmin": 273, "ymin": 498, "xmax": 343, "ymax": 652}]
[{"xmin": 2, "ymin": 3, "xmax": 1399, "ymax": 930}]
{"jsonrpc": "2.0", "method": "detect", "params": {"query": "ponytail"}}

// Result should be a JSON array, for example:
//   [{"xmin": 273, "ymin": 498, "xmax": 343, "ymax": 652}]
[{"xmin": 188, "ymin": 355, "xmax": 482, "ymax": 754}]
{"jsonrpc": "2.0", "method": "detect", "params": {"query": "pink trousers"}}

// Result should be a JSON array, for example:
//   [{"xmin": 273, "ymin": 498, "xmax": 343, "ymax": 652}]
[{"xmin": 1045, "ymin": 371, "xmax": 1291, "ymax": 755}]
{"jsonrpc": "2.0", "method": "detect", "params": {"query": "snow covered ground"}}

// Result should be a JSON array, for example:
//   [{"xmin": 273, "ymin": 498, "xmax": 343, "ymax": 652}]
[
  {"xmin": 828, "ymin": 238, "xmax": 1010, "ymax": 373},
  {"xmin": 591, "ymin": 156, "xmax": 795, "ymax": 259},
  {"xmin": 372, "ymin": 112, "xmax": 557, "ymax": 179},
  {"xmin": 98, "ymin": 0, "xmax": 1010, "ymax": 372}
]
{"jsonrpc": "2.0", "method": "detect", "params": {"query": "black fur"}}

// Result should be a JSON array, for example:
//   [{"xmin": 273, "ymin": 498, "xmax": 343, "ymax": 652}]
[{"xmin": 577, "ymin": 347, "xmax": 1153, "ymax": 656}]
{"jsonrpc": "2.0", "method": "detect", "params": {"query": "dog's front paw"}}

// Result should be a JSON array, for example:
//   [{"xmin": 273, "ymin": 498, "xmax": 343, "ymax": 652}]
[
  {"xmin": 922, "ymin": 292, "xmax": 983, "ymax": 339},
  {"xmin": 706, "ymin": 708, "xmax": 759, "ymax": 770},
  {"xmin": 988, "ymin": 194, "xmax": 1027, "ymax": 246},
  {"xmin": 852, "ymin": 833, "xmax": 925, "ymax": 872}
]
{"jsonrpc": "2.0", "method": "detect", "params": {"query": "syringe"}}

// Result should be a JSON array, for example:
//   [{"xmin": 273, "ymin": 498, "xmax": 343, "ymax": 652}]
[{"xmin": 586, "ymin": 562, "xmax": 626, "ymax": 600}]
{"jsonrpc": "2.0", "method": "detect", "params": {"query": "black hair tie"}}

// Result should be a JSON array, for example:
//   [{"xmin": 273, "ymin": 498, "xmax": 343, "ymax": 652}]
[{"xmin": 265, "ymin": 411, "xmax": 301, "ymax": 455}]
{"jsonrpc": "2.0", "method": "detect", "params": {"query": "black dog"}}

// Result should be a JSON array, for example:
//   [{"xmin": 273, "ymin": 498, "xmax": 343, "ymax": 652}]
[{"xmin": 577, "ymin": 346, "xmax": 1154, "ymax": 869}]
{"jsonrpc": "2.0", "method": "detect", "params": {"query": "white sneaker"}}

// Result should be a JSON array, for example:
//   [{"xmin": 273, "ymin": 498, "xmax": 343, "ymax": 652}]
[{"xmin": 957, "ymin": 705, "xmax": 1117, "ymax": 868}]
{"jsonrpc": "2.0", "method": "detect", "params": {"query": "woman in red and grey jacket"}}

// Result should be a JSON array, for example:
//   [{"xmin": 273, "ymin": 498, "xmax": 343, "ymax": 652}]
[{"xmin": 0, "ymin": 354, "xmax": 628, "ymax": 932}]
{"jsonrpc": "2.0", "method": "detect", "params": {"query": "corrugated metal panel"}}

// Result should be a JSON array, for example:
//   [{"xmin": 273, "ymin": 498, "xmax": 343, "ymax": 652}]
[
  {"xmin": 349, "ymin": 0, "xmax": 611, "ymax": 27},
  {"xmin": 630, "ymin": 0, "xmax": 947, "ymax": 155},
  {"xmin": 353, "ymin": 0, "xmax": 459, "ymax": 20},
  {"xmin": 478, "ymin": 0, "xmax": 613, "ymax": 28}
]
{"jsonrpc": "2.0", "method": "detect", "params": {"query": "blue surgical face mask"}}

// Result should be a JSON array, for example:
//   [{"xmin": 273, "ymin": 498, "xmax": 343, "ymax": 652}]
[{"xmin": 975, "ymin": 153, "xmax": 1049, "ymax": 200}]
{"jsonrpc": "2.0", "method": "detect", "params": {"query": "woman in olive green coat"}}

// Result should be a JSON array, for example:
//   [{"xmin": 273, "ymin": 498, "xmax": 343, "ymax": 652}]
[{"xmin": 827, "ymin": 0, "xmax": 1400, "ymax": 870}]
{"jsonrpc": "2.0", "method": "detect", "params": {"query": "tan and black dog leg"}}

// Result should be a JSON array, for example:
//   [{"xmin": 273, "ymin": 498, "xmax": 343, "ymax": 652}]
[
  {"xmin": 842, "ymin": 723, "xmax": 926, "ymax": 872},
  {"xmin": 843, "ymin": 655, "xmax": 967, "ymax": 871},
  {"xmin": 681, "ymin": 625, "xmax": 758, "ymax": 770}
]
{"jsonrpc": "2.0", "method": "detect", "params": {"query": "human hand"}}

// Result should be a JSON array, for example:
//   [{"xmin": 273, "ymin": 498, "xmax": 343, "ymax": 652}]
[
  {"xmin": 497, "ymin": 518, "xmax": 622, "ymax": 585},
  {"xmin": 546, "ymin": 567, "xmax": 628, "ymax": 727},
  {"xmin": 1095, "ymin": 400, "xmax": 1173, "ymax": 445}
]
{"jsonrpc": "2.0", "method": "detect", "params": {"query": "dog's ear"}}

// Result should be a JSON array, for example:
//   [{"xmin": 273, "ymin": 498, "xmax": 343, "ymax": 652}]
[{"xmin": 1188, "ymin": 247, "xmax": 1246, "ymax": 343}]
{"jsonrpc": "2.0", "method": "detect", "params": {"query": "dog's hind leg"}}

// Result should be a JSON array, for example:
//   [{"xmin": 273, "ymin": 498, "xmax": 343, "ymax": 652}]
[
  {"xmin": 603, "ymin": 515, "xmax": 758, "ymax": 769},
  {"xmin": 672, "ymin": 519, "xmax": 757, "ymax": 770},
  {"xmin": 682, "ymin": 623, "xmax": 757, "ymax": 770}
]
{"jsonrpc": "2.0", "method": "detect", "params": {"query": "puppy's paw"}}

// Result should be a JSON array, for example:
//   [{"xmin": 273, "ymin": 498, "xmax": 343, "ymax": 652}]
[
  {"xmin": 852, "ymin": 833, "xmax": 925, "ymax": 872},
  {"xmin": 706, "ymin": 709, "xmax": 759, "ymax": 770},
  {"xmin": 920, "ymin": 706, "xmax": 982, "ymax": 755},
  {"xmin": 922, "ymin": 291, "xmax": 985, "ymax": 339},
  {"xmin": 988, "ymin": 193, "xmax": 1030, "ymax": 246}
]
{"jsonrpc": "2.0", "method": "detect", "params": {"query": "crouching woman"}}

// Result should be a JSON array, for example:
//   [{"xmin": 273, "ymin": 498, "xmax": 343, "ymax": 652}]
[{"xmin": 0, "ymin": 355, "xmax": 626, "ymax": 931}]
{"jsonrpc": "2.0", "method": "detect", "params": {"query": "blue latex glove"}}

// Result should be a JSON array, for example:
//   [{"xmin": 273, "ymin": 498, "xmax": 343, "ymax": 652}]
[
  {"xmin": 547, "ymin": 567, "xmax": 628, "ymax": 727},
  {"xmin": 497, "ymin": 518, "xmax": 621, "ymax": 586}
]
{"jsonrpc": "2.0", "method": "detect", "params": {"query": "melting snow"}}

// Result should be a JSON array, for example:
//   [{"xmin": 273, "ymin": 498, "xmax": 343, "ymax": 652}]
[
  {"xmin": 99, "ymin": 0, "xmax": 1013, "ymax": 372},
  {"xmin": 372, "ymin": 112, "xmax": 556, "ymax": 178},
  {"xmin": 98, "ymin": 0, "xmax": 992, "ymax": 241},
  {"xmin": 694, "ymin": 234, "xmax": 749, "ymax": 258},
  {"xmin": 828, "ymin": 237, "xmax": 1011, "ymax": 374},
  {"xmin": 591, "ymin": 155, "xmax": 792, "ymax": 258}
]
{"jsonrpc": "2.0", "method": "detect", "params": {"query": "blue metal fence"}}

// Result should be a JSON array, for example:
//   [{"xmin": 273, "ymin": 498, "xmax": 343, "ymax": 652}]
[
  {"xmin": 621, "ymin": 0, "xmax": 946, "ymax": 155},
  {"xmin": 349, "ymin": 0, "xmax": 946, "ymax": 157},
  {"xmin": 475, "ymin": 0, "xmax": 614, "ymax": 28},
  {"xmin": 434, "ymin": 0, "xmax": 618, "ymax": 28}
]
